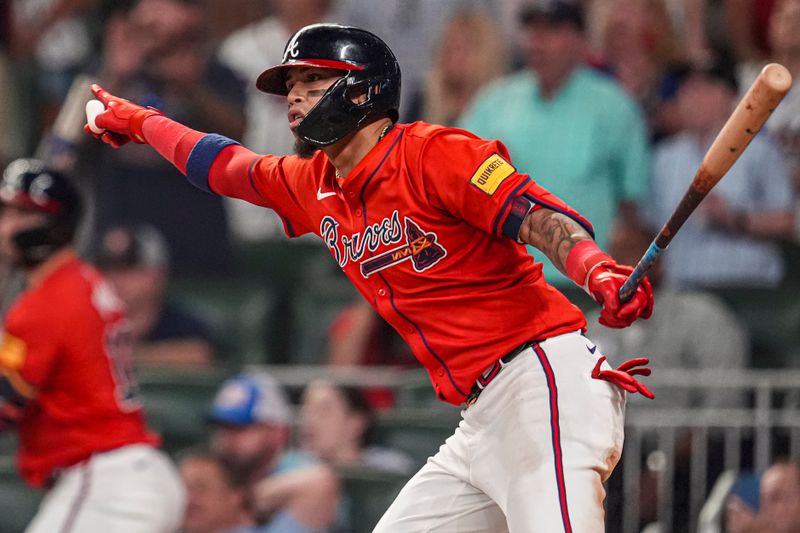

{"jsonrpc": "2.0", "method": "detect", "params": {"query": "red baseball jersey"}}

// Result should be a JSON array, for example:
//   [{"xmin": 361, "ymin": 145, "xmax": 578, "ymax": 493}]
[
  {"xmin": 0, "ymin": 253, "xmax": 158, "ymax": 486},
  {"xmin": 190, "ymin": 122, "xmax": 590, "ymax": 404}
]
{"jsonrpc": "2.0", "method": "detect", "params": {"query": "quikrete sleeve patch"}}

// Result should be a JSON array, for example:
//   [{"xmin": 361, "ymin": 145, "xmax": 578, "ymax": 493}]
[{"xmin": 469, "ymin": 153, "xmax": 516, "ymax": 195}]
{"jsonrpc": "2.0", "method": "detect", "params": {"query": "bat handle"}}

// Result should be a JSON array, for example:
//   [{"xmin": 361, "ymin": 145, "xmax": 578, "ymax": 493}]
[{"xmin": 618, "ymin": 240, "xmax": 664, "ymax": 303}]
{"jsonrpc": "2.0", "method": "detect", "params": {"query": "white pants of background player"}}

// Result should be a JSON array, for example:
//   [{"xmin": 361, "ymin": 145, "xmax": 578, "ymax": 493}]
[
  {"xmin": 26, "ymin": 444, "xmax": 185, "ymax": 533},
  {"xmin": 374, "ymin": 331, "xmax": 626, "ymax": 533}
]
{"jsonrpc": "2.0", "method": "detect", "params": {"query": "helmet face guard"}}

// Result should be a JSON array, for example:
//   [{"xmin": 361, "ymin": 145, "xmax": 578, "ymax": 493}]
[
  {"xmin": 0, "ymin": 159, "xmax": 83, "ymax": 267},
  {"xmin": 257, "ymin": 24, "xmax": 401, "ymax": 147}
]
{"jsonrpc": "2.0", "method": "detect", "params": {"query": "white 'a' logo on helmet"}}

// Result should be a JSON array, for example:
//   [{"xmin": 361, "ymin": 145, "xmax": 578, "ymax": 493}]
[{"xmin": 284, "ymin": 33, "xmax": 301, "ymax": 61}]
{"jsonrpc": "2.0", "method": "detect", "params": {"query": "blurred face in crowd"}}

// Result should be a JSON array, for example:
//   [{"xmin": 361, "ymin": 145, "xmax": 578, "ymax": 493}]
[
  {"xmin": 129, "ymin": 0, "xmax": 205, "ymax": 58},
  {"xmin": 439, "ymin": 20, "xmax": 482, "ymax": 87},
  {"xmin": 676, "ymin": 74, "xmax": 735, "ymax": 134},
  {"xmin": 285, "ymin": 67, "xmax": 346, "ymax": 157},
  {"xmin": 299, "ymin": 381, "xmax": 367, "ymax": 462},
  {"xmin": 103, "ymin": 265, "xmax": 166, "ymax": 315},
  {"xmin": 181, "ymin": 456, "xmax": 247, "ymax": 533},
  {"xmin": 758, "ymin": 462, "xmax": 800, "ymax": 532},
  {"xmin": 0, "ymin": 205, "xmax": 44, "ymax": 265},
  {"xmin": 520, "ymin": 21, "xmax": 585, "ymax": 95},
  {"xmin": 211, "ymin": 423, "xmax": 288, "ymax": 481},
  {"xmin": 769, "ymin": 0, "xmax": 800, "ymax": 58}
]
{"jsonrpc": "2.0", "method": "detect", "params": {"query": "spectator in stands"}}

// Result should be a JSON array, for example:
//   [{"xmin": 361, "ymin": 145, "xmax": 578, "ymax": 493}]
[
  {"xmin": 585, "ymin": 219, "xmax": 750, "ymax": 409},
  {"xmin": 89, "ymin": 0, "xmax": 241, "ymax": 277},
  {"xmin": 208, "ymin": 371, "xmax": 340, "ymax": 532},
  {"xmin": 726, "ymin": 459, "xmax": 800, "ymax": 533},
  {"xmin": 725, "ymin": 472, "xmax": 761, "ymax": 533},
  {"xmin": 755, "ymin": 459, "xmax": 800, "ymax": 532},
  {"xmin": 180, "ymin": 450, "xmax": 259, "ymax": 533},
  {"xmin": 460, "ymin": 0, "xmax": 651, "ymax": 286},
  {"xmin": 299, "ymin": 380, "xmax": 415, "ymax": 474},
  {"xmin": 216, "ymin": 0, "xmax": 336, "ymax": 242},
  {"xmin": 97, "ymin": 223, "xmax": 216, "ymax": 368},
  {"xmin": 586, "ymin": 0, "xmax": 712, "ymax": 67},
  {"xmin": 648, "ymin": 53, "xmax": 795, "ymax": 288},
  {"xmin": 596, "ymin": 0, "xmax": 686, "ymax": 141},
  {"xmin": 739, "ymin": 0, "xmax": 800, "ymax": 252},
  {"xmin": 410, "ymin": 7, "xmax": 508, "ymax": 127}
]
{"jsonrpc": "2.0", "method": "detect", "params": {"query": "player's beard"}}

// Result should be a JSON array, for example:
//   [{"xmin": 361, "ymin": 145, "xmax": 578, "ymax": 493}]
[{"xmin": 294, "ymin": 137, "xmax": 319, "ymax": 159}]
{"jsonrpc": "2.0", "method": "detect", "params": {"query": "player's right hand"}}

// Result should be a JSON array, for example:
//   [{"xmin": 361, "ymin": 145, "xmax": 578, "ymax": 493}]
[
  {"xmin": 586, "ymin": 261, "xmax": 654, "ymax": 328},
  {"xmin": 85, "ymin": 84, "xmax": 163, "ymax": 148}
]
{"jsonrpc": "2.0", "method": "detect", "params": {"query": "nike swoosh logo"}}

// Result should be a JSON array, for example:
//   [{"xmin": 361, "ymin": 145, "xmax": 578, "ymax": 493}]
[
  {"xmin": 588, "ymin": 345, "xmax": 597, "ymax": 354},
  {"xmin": 316, "ymin": 187, "xmax": 337, "ymax": 200}
]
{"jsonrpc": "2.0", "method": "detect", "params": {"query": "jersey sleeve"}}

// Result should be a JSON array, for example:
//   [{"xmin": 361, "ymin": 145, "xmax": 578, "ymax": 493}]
[
  {"xmin": 188, "ymin": 139, "xmax": 317, "ymax": 238},
  {"xmin": 418, "ymin": 129, "xmax": 593, "ymax": 240},
  {"xmin": 0, "ymin": 305, "xmax": 60, "ymax": 397}
]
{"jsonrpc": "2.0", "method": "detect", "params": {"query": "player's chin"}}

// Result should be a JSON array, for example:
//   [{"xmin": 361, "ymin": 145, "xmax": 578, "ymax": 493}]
[{"xmin": 294, "ymin": 137, "xmax": 319, "ymax": 159}]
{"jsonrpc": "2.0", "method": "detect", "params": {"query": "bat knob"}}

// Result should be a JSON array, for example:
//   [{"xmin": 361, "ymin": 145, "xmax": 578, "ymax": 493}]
[{"xmin": 761, "ymin": 63, "xmax": 792, "ymax": 94}]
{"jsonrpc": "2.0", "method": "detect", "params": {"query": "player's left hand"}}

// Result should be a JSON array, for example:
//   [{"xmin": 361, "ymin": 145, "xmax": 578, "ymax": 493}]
[{"xmin": 587, "ymin": 261, "xmax": 653, "ymax": 328}]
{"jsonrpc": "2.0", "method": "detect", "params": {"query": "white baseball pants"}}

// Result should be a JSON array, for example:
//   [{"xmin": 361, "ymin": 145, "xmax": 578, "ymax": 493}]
[
  {"xmin": 26, "ymin": 444, "xmax": 185, "ymax": 533},
  {"xmin": 374, "ymin": 331, "xmax": 626, "ymax": 533}
]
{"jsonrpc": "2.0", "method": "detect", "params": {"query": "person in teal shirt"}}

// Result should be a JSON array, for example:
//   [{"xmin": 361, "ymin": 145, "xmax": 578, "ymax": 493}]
[{"xmin": 459, "ymin": 1, "xmax": 650, "ymax": 286}]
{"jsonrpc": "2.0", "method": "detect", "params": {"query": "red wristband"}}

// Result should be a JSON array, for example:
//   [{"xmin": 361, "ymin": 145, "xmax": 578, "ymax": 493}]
[
  {"xmin": 565, "ymin": 240, "xmax": 612, "ymax": 288},
  {"xmin": 129, "ymin": 107, "xmax": 164, "ymax": 143}
]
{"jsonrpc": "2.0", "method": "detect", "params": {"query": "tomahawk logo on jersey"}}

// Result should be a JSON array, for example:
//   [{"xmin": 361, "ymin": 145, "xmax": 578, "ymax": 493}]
[
  {"xmin": 320, "ymin": 210, "xmax": 446, "ymax": 277},
  {"xmin": 359, "ymin": 217, "xmax": 446, "ymax": 277}
]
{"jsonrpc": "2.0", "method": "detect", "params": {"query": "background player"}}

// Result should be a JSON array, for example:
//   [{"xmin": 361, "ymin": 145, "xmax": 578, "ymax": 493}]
[
  {"xmin": 86, "ymin": 23, "xmax": 654, "ymax": 532},
  {"xmin": 0, "ymin": 159, "xmax": 185, "ymax": 532}
]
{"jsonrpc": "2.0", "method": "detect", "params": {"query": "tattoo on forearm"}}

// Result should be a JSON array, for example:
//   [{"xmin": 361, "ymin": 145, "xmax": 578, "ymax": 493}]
[{"xmin": 520, "ymin": 210, "xmax": 591, "ymax": 274}]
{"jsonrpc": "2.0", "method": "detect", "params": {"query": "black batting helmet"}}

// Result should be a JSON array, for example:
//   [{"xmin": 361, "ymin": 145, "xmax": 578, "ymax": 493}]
[
  {"xmin": 256, "ymin": 23, "xmax": 401, "ymax": 147},
  {"xmin": 0, "ymin": 159, "xmax": 83, "ymax": 266}
]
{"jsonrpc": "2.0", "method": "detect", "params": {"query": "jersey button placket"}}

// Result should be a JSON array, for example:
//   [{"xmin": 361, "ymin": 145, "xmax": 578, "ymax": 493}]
[{"xmin": 377, "ymin": 288, "xmax": 386, "ymax": 297}]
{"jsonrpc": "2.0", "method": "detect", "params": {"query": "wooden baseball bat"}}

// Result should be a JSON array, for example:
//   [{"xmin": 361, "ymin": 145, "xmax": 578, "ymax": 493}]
[
  {"xmin": 35, "ymin": 73, "xmax": 97, "ymax": 171},
  {"xmin": 618, "ymin": 63, "xmax": 793, "ymax": 303}
]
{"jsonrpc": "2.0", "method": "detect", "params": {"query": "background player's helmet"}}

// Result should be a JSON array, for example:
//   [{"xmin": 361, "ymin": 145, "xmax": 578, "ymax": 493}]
[
  {"xmin": 0, "ymin": 159, "xmax": 83, "ymax": 266},
  {"xmin": 256, "ymin": 23, "xmax": 401, "ymax": 147}
]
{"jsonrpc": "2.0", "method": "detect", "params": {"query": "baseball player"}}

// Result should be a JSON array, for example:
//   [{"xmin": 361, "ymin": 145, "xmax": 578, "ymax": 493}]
[
  {"xmin": 86, "ymin": 23, "xmax": 654, "ymax": 532},
  {"xmin": 0, "ymin": 159, "xmax": 185, "ymax": 532}
]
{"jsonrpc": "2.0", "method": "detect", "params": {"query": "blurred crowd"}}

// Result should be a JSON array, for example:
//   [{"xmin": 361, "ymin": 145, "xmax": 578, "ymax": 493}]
[
  {"xmin": 2, "ymin": 0, "xmax": 800, "ymax": 531},
  {"xmin": 1, "ymin": 0, "xmax": 798, "ymax": 360}
]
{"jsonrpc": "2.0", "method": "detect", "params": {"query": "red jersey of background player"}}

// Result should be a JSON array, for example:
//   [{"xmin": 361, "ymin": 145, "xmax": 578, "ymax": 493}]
[
  {"xmin": 190, "ymin": 122, "xmax": 592, "ymax": 404},
  {"xmin": 0, "ymin": 252, "xmax": 158, "ymax": 486}
]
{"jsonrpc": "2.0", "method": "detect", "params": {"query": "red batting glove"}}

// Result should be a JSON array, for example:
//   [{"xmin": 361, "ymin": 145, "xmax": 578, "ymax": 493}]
[
  {"xmin": 587, "ymin": 262, "xmax": 653, "ymax": 328},
  {"xmin": 85, "ymin": 84, "xmax": 162, "ymax": 148},
  {"xmin": 592, "ymin": 356, "xmax": 654, "ymax": 399},
  {"xmin": 566, "ymin": 240, "xmax": 653, "ymax": 328}
]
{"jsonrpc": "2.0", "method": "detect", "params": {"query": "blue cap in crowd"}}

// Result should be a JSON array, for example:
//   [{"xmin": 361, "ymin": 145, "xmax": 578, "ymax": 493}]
[{"xmin": 209, "ymin": 372, "xmax": 291, "ymax": 426}]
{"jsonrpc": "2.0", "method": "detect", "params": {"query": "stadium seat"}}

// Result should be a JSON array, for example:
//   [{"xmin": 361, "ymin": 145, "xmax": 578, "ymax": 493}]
[
  {"xmin": 337, "ymin": 465, "xmax": 409, "ymax": 533},
  {"xmin": 287, "ymin": 258, "xmax": 359, "ymax": 365},
  {"xmin": 374, "ymin": 408, "xmax": 461, "ymax": 467},
  {"xmin": 137, "ymin": 369, "xmax": 229, "ymax": 455},
  {"xmin": 707, "ymin": 286, "xmax": 800, "ymax": 368},
  {"xmin": 0, "ymin": 458, "xmax": 41, "ymax": 532},
  {"xmin": 168, "ymin": 278, "xmax": 275, "ymax": 365}
]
